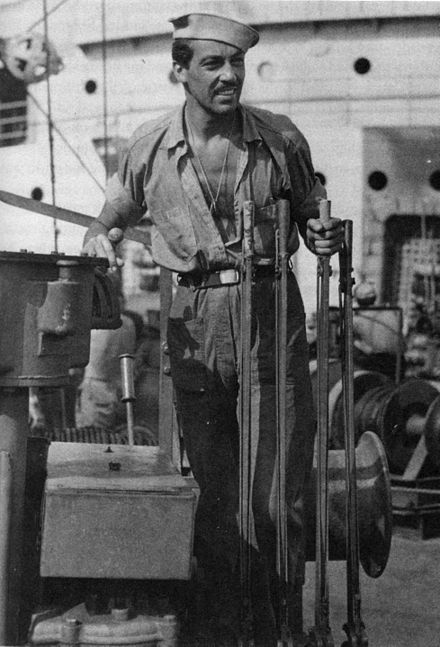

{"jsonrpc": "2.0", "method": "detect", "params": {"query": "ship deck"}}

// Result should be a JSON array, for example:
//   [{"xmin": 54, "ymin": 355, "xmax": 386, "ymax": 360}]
[{"xmin": 302, "ymin": 528, "xmax": 440, "ymax": 646}]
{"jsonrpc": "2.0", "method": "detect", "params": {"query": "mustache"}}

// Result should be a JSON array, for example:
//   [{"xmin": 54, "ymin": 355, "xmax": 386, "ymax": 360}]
[{"xmin": 214, "ymin": 84, "xmax": 240, "ymax": 93}]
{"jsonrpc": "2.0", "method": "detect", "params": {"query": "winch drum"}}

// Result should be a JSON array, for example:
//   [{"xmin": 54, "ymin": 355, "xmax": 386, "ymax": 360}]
[{"xmin": 304, "ymin": 431, "xmax": 392, "ymax": 578}]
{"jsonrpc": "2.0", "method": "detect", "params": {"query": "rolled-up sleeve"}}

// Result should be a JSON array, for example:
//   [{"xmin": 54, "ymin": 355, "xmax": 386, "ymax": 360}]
[
  {"xmin": 286, "ymin": 134, "xmax": 326, "ymax": 242},
  {"xmin": 97, "ymin": 147, "xmax": 147, "ymax": 228}
]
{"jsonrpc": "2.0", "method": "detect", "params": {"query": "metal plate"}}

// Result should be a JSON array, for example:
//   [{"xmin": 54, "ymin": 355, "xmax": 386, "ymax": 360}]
[{"xmin": 40, "ymin": 443, "xmax": 197, "ymax": 580}]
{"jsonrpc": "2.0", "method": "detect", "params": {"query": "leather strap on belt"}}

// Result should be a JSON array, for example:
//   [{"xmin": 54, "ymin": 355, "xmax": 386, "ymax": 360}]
[{"xmin": 177, "ymin": 265, "xmax": 275, "ymax": 289}]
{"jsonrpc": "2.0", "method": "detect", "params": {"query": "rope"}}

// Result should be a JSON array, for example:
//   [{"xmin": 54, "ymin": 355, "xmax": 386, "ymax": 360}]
[
  {"xmin": 28, "ymin": 0, "xmax": 106, "ymax": 204},
  {"xmin": 28, "ymin": 0, "xmax": 72, "ymax": 32},
  {"xmin": 27, "ymin": 92, "xmax": 105, "ymax": 194},
  {"xmin": 101, "ymin": 0, "xmax": 110, "ymax": 179},
  {"xmin": 42, "ymin": 0, "xmax": 58, "ymax": 251}
]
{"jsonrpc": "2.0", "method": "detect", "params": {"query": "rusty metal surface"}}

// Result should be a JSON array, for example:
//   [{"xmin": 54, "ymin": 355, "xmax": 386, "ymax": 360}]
[{"xmin": 40, "ymin": 443, "xmax": 197, "ymax": 580}]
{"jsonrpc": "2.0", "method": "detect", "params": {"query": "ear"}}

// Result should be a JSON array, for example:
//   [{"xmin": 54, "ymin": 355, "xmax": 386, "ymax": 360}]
[{"xmin": 172, "ymin": 61, "xmax": 188, "ymax": 84}]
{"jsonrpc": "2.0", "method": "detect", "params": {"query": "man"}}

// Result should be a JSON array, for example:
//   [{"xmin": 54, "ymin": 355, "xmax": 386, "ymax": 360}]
[
  {"xmin": 83, "ymin": 12, "xmax": 343, "ymax": 646},
  {"xmin": 75, "ymin": 312, "xmax": 137, "ymax": 429}
]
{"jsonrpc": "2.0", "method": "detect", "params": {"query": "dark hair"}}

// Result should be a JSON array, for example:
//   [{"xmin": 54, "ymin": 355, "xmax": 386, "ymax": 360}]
[{"xmin": 172, "ymin": 39, "xmax": 194, "ymax": 69}]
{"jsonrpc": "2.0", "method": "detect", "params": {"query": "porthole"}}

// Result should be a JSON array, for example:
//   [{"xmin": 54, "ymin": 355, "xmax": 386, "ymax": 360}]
[
  {"xmin": 85, "ymin": 79, "xmax": 97, "ymax": 94},
  {"xmin": 429, "ymin": 170, "xmax": 440, "ymax": 191},
  {"xmin": 368, "ymin": 171, "xmax": 388, "ymax": 191},
  {"xmin": 315, "ymin": 172, "xmax": 326, "ymax": 187},
  {"xmin": 31, "ymin": 186, "xmax": 43, "ymax": 201},
  {"xmin": 257, "ymin": 61, "xmax": 274, "ymax": 81},
  {"xmin": 354, "ymin": 57, "xmax": 371, "ymax": 75}
]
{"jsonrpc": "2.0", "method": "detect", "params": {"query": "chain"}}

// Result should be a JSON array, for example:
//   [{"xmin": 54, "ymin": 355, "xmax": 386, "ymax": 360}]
[{"xmin": 186, "ymin": 113, "xmax": 235, "ymax": 214}]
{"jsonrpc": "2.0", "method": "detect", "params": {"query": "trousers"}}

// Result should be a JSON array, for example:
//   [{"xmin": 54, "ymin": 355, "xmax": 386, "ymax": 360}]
[{"xmin": 167, "ymin": 272, "xmax": 315, "ymax": 644}]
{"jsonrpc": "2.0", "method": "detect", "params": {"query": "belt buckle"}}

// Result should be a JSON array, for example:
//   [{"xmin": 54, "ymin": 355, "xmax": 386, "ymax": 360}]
[{"xmin": 219, "ymin": 269, "xmax": 239, "ymax": 285}]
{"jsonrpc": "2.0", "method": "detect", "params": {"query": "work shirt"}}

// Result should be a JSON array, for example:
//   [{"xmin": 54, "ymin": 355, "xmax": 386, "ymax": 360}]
[
  {"xmin": 99, "ymin": 103, "xmax": 321, "ymax": 640},
  {"xmin": 99, "ymin": 103, "xmax": 325, "ymax": 273}
]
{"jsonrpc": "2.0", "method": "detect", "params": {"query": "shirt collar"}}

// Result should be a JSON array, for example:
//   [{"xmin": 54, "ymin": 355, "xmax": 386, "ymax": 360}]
[
  {"xmin": 165, "ymin": 105, "xmax": 187, "ymax": 151},
  {"xmin": 239, "ymin": 104, "xmax": 262, "ymax": 144},
  {"xmin": 165, "ymin": 103, "xmax": 262, "ymax": 151}
]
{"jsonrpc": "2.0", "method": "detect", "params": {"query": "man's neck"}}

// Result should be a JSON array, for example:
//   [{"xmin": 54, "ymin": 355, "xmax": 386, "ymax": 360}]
[{"xmin": 185, "ymin": 100, "xmax": 239, "ymax": 141}]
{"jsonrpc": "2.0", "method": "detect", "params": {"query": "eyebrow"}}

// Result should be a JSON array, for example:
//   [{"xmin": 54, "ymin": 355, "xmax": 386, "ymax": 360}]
[{"xmin": 200, "ymin": 53, "xmax": 245, "ymax": 63}]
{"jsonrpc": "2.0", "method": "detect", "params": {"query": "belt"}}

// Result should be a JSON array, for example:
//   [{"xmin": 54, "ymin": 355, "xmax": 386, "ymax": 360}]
[{"xmin": 177, "ymin": 265, "xmax": 275, "ymax": 289}]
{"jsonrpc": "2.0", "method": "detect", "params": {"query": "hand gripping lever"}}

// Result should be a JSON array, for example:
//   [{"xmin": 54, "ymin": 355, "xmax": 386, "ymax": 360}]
[
  {"xmin": 339, "ymin": 221, "xmax": 368, "ymax": 647},
  {"xmin": 308, "ymin": 199, "xmax": 334, "ymax": 647}
]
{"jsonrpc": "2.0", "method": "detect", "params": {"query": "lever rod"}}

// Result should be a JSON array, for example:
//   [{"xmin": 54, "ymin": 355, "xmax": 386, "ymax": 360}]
[
  {"xmin": 309, "ymin": 199, "xmax": 334, "ymax": 647},
  {"xmin": 339, "ymin": 221, "xmax": 368, "ymax": 647},
  {"xmin": 275, "ymin": 200, "xmax": 294, "ymax": 647},
  {"xmin": 238, "ymin": 200, "xmax": 255, "ymax": 647},
  {"xmin": 120, "ymin": 353, "xmax": 136, "ymax": 446}
]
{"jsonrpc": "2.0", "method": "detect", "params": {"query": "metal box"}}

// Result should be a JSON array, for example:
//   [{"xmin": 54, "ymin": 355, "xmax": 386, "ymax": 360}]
[{"xmin": 40, "ymin": 443, "xmax": 197, "ymax": 580}]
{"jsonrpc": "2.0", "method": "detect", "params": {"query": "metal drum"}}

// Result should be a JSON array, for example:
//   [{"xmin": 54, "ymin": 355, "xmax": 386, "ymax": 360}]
[
  {"xmin": 309, "ymin": 359, "xmax": 392, "ymax": 449},
  {"xmin": 355, "ymin": 378, "xmax": 439, "ymax": 473},
  {"xmin": 421, "ymin": 394, "xmax": 440, "ymax": 469},
  {"xmin": 304, "ymin": 431, "xmax": 392, "ymax": 578}
]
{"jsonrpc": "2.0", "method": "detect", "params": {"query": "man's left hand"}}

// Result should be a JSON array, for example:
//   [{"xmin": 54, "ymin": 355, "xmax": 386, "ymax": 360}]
[{"xmin": 306, "ymin": 217, "xmax": 344, "ymax": 256}]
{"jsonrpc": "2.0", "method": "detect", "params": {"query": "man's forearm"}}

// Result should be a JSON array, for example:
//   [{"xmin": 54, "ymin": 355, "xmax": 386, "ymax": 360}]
[
  {"xmin": 83, "ymin": 219, "xmax": 110, "ymax": 246},
  {"xmin": 96, "ymin": 200, "xmax": 129, "ymax": 231}
]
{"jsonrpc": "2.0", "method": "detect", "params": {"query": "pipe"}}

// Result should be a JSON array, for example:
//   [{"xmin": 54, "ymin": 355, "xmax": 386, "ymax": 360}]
[
  {"xmin": 0, "ymin": 451, "xmax": 12, "ymax": 646},
  {"xmin": 120, "ymin": 354, "xmax": 136, "ymax": 446},
  {"xmin": 0, "ymin": 388, "xmax": 29, "ymax": 644}
]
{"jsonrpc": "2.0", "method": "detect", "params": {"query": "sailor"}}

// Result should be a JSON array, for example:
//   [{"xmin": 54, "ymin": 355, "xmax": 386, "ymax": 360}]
[{"xmin": 82, "ymin": 11, "xmax": 343, "ymax": 646}]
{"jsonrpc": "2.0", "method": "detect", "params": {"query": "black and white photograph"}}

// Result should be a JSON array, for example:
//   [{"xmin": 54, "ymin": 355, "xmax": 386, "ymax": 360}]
[{"xmin": 0, "ymin": 1, "xmax": 440, "ymax": 645}]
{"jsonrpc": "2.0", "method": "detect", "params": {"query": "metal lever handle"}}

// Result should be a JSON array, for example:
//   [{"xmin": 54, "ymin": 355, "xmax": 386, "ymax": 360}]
[
  {"xmin": 319, "ymin": 199, "xmax": 331, "ymax": 226},
  {"xmin": 119, "ymin": 354, "xmax": 135, "ymax": 446}
]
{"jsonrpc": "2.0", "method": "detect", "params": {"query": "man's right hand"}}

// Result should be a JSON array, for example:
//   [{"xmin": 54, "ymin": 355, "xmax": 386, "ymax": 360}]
[{"xmin": 82, "ymin": 221, "xmax": 124, "ymax": 270}]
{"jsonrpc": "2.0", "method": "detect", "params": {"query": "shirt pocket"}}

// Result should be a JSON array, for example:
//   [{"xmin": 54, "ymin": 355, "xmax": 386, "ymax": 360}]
[
  {"xmin": 167, "ymin": 316, "xmax": 208, "ymax": 392},
  {"xmin": 253, "ymin": 203, "xmax": 278, "ymax": 256},
  {"xmin": 253, "ymin": 204, "xmax": 299, "ymax": 257},
  {"xmin": 152, "ymin": 207, "xmax": 197, "ymax": 262}
]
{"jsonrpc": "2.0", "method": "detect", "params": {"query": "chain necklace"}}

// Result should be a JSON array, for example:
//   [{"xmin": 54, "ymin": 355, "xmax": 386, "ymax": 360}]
[{"xmin": 186, "ymin": 112, "xmax": 235, "ymax": 215}]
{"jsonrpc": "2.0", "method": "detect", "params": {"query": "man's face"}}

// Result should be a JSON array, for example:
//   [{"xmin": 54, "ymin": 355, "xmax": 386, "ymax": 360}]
[{"xmin": 173, "ymin": 40, "xmax": 246, "ymax": 115}]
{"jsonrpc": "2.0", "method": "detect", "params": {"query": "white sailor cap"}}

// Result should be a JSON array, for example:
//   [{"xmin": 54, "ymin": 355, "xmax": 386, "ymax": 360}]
[{"xmin": 169, "ymin": 13, "xmax": 259, "ymax": 52}]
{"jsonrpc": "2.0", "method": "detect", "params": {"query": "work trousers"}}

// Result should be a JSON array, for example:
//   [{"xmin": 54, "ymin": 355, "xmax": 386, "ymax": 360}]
[{"xmin": 167, "ymin": 272, "xmax": 315, "ymax": 645}]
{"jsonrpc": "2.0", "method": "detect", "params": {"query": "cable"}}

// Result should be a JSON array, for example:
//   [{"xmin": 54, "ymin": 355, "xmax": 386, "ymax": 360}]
[
  {"xmin": 101, "ymin": 0, "xmax": 109, "ymax": 179},
  {"xmin": 42, "ymin": 0, "xmax": 58, "ymax": 251},
  {"xmin": 28, "ymin": 0, "xmax": 72, "ymax": 32},
  {"xmin": 27, "ymin": 92, "xmax": 105, "ymax": 194}
]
